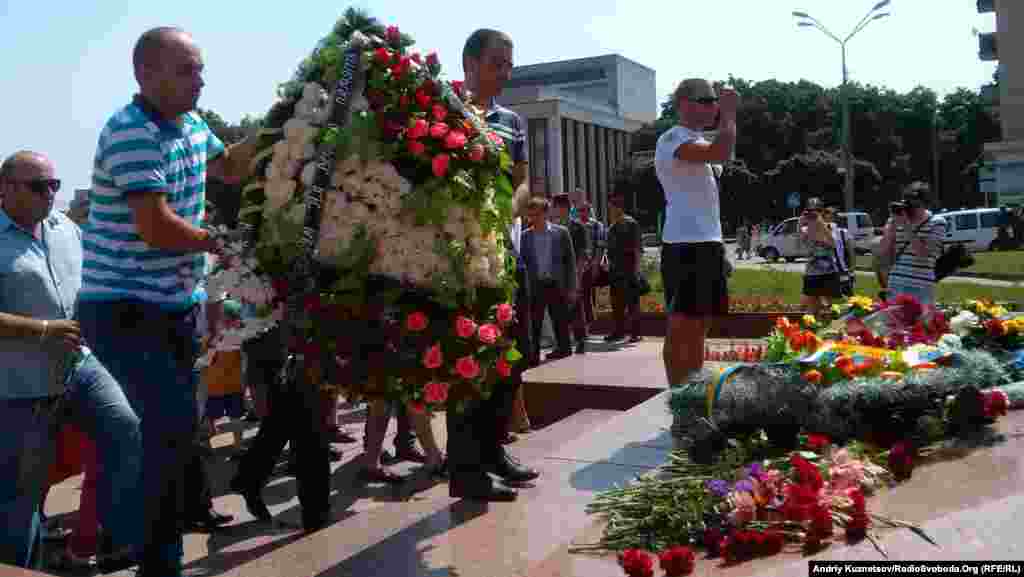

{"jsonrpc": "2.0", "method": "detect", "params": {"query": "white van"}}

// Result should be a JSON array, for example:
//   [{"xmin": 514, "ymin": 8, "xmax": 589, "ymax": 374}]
[
  {"xmin": 836, "ymin": 212, "xmax": 875, "ymax": 253},
  {"xmin": 759, "ymin": 217, "xmax": 810, "ymax": 262},
  {"xmin": 939, "ymin": 208, "xmax": 1008, "ymax": 252}
]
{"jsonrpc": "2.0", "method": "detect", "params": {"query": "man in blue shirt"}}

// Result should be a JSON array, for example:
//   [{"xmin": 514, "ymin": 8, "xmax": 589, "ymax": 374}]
[
  {"xmin": 77, "ymin": 27, "xmax": 257, "ymax": 576},
  {"xmin": 446, "ymin": 28, "xmax": 540, "ymax": 503},
  {"xmin": 0, "ymin": 151, "xmax": 141, "ymax": 569}
]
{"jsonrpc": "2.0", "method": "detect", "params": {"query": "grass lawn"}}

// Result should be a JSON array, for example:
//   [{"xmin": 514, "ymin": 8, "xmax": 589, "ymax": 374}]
[
  {"xmin": 623, "ymin": 267, "xmax": 1022, "ymax": 309},
  {"xmin": 855, "ymin": 250, "xmax": 1024, "ymax": 279}
]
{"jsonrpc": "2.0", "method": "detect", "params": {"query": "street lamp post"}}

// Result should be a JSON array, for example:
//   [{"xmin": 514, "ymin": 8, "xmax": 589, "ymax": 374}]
[{"xmin": 794, "ymin": 1, "xmax": 891, "ymax": 213}]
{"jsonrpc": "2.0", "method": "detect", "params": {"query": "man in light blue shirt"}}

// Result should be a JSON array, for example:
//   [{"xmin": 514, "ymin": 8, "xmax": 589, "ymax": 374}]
[{"xmin": 0, "ymin": 150, "xmax": 141, "ymax": 569}]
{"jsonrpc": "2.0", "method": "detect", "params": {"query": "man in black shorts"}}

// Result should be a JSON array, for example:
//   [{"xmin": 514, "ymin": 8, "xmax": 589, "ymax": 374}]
[{"xmin": 653, "ymin": 78, "xmax": 738, "ymax": 385}]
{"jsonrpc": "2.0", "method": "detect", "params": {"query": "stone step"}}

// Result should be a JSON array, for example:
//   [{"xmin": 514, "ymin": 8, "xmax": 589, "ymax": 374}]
[{"xmin": 511, "ymin": 409, "xmax": 623, "ymax": 461}]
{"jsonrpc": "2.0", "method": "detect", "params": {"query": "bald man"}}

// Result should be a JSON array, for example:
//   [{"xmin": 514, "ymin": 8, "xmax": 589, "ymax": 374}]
[
  {"xmin": 0, "ymin": 151, "xmax": 141, "ymax": 569},
  {"xmin": 76, "ymin": 27, "xmax": 258, "ymax": 577}
]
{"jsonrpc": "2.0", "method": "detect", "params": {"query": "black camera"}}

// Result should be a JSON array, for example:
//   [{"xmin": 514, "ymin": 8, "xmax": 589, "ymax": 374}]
[{"xmin": 889, "ymin": 201, "xmax": 907, "ymax": 214}]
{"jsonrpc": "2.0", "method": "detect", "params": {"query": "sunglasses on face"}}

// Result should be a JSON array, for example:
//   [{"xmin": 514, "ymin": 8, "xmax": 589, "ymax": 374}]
[
  {"xmin": 688, "ymin": 97, "xmax": 719, "ymax": 106},
  {"xmin": 14, "ymin": 178, "xmax": 61, "ymax": 196}
]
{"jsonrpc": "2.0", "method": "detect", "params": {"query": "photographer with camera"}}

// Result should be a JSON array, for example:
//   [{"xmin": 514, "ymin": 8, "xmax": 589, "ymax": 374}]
[{"xmin": 878, "ymin": 182, "xmax": 946, "ymax": 305}]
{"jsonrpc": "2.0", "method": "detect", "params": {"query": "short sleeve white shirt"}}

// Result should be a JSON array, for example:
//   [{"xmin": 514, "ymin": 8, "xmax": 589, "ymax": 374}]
[{"xmin": 654, "ymin": 126, "xmax": 722, "ymax": 244}]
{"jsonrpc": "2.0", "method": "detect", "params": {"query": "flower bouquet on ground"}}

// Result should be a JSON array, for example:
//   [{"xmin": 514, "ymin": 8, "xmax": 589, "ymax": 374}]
[
  {"xmin": 211, "ymin": 9, "xmax": 521, "ymax": 410},
  {"xmin": 946, "ymin": 299, "xmax": 1024, "ymax": 353},
  {"xmin": 578, "ymin": 434, "xmax": 936, "ymax": 571}
]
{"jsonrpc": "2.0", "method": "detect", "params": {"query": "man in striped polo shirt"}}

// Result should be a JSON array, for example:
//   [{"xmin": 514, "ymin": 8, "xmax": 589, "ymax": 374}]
[
  {"xmin": 78, "ymin": 27, "xmax": 255, "ymax": 576},
  {"xmin": 446, "ymin": 28, "xmax": 539, "ymax": 503},
  {"xmin": 881, "ymin": 182, "xmax": 946, "ymax": 305}
]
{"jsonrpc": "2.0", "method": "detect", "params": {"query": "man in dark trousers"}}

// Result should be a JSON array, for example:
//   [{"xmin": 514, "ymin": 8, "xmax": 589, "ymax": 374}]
[
  {"xmin": 553, "ymin": 192, "xmax": 591, "ymax": 354},
  {"xmin": 522, "ymin": 196, "xmax": 578, "ymax": 362},
  {"xmin": 446, "ymin": 28, "xmax": 540, "ymax": 502},
  {"xmin": 604, "ymin": 189, "xmax": 643, "ymax": 342}
]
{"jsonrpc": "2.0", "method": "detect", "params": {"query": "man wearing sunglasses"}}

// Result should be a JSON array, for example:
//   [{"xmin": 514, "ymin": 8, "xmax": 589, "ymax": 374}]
[
  {"xmin": 0, "ymin": 151, "xmax": 142, "ymax": 569},
  {"xmin": 654, "ymin": 78, "xmax": 738, "ymax": 387},
  {"xmin": 878, "ymin": 182, "xmax": 946, "ymax": 305},
  {"xmin": 76, "ymin": 27, "xmax": 258, "ymax": 577}
]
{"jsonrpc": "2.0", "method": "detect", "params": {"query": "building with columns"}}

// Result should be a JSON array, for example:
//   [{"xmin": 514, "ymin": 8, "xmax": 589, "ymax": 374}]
[
  {"xmin": 978, "ymin": 0, "xmax": 1024, "ymax": 207},
  {"xmin": 496, "ymin": 54, "xmax": 657, "ymax": 219}
]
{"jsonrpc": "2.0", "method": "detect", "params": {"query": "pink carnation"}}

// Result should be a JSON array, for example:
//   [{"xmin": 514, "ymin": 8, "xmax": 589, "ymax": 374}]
[
  {"xmin": 454, "ymin": 315, "xmax": 477, "ymax": 339},
  {"xmin": 455, "ymin": 356, "xmax": 481, "ymax": 380},
  {"xmin": 496, "ymin": 303, "xmax": 515, "ymax": 324}
]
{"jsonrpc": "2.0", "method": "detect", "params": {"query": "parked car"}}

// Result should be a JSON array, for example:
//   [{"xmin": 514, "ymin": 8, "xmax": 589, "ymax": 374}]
[
  {"xmin": 758, "ymin": 217, "xmax": 810, "ymax": 262},
  {"xmin": 939, "ymin": 208, "xmax": 1011, "ymax": 252},
  {"xmin": 835, "ymin": 211, "xmax": 875, "ymax": 254}
]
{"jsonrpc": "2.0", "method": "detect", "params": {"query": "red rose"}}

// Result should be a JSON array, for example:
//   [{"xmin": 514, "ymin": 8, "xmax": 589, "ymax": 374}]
[
  {"xmin": 409, "ymin": 401, "xmax": 426, "ymax": 414},
  {"xmin": 444, "ymin": 129, "xmax": 468, "ymax": 150},
  {"xmin": 406, "ymin": 311, "xmax": 429, "ymax": 332},
  {"xmin": 374, "ymin": 47, "xmax": 391, "ymax": 66},
  {"xmin": 454, "ymin": 315, "xmax": 477, "ymax": 339},
  {"xmin": 422, "ymin": 343, "xmax": 443, "ymax": 369},
  {"xmin": 415, "ymin": 88, "xmax": 432, "ymax": 110},
  {"xmin": 423, "ymin": 381, "xmax": 450, "ymax": 404},
  {"xmin": 431, "ymin": 153, "xmax": 450, "ymax": 177},
  {"xmin": 477, "ymin": 323, "xmax": 501, "ymax": 345},
  {"xmin": 410, "ymin": 52, "xmax": 422, "ymax": 64},
  {"xmin": 385, "ymin": 25, "xmax": 401, "ymax": 44},
  {"xmin": 425, "ymin": 52, "xmax": 440, "ymax": 67},
  {"xmin": 657, "ymin": 546, "xmax": 695, "ymax": 577},
  {"xmin": 455, "ymin": 356, "xmax": 481, "ymax": 380},
  {"xmin": 407, "ymin": 118, "xmax": 428, "ymax": 140},
  {"xmin": 888, "ymin": 441, "xmax": 916, "ymax": 480},
  {"xmin": 432, "ymin": 104, "xmax": 448, "ymax": 122},
  {"xmin": 782, "ymin": 483, "xmax": 819, "ymax": 522},
  {"xmin": 790, "ymin": 455, "xmax": 824, "ymax": 490},
  {"xmin": 468, "ymin": 143, "xmax": 486, "ymax": 162},
  {"xmin": 303, "ymin": 294, "xmax": 323, "ymax": 314},
  {"xmin": 617, "ymin": 549, "xmax": 654, "ymax": 577},
  {"xmin": 429, "ymin": 122, "xmax": 449, "ymax": 140},
  {"xmin": 407, "ymin": 139, "xmax": 426, "ymax": 156},
  {"xmin": 496, "ymin": 303, "xmax": 515, "ymax": 324},
  {"xmin": 496, "ymin": 356, "xmax": 512, "ymax": 378}
]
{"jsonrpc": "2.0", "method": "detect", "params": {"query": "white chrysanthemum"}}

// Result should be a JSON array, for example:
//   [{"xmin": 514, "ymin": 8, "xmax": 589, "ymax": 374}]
[{"xmin": 949, "ymin": 311, "xmax": 980, "ymax": 336}]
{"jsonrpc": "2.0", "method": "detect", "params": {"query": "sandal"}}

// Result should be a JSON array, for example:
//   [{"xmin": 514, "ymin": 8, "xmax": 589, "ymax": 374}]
[{"xmin": 357, "ymin": 467, "xmax": 406, "ymax": 485}]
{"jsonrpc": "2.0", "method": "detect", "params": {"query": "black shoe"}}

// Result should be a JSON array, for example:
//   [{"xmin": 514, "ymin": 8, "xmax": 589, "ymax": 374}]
[
  {"xmin": 188, "ymin": 509, "xmax": 234, "ymax": 532},
  {"xmin": 603, "ymin": 333, "xmax": 625, "ymax": 343},
  {"xmin": 230, "ymin": 474, "xmax": 272, "ymax": 522},
  {"xmin": 487, "ymin": 458, "xmax": 540, "ymax": 483},
  {"xmin": 449, "ymin": 483, "xmax": 518, "ymax": 502},
  {"xmin": 244, "ymin": 411, "xmax": 260, "ymax": 423},
  {"xmin": 575, "ymin": 341, "xmax": 587, "ymax": 354},
  {"xmin": 628, "ymin": 335, "xmax": 642, "ymax": 343}
]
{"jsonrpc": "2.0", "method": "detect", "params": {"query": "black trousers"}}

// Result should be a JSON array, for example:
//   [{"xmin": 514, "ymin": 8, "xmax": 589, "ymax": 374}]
[
  {"xmin": 235, "ymin": 359, "xmax": 331, "ymax": 529},
  {"xmin": 447, "ymin": 271, "xmax": 532, "ymax": 488}
]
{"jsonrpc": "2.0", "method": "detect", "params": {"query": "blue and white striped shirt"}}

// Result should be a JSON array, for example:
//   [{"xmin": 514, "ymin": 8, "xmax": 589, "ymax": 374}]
[{"xmin": 81, "ymin": 96, "xmax": 225, "ymax": 311}]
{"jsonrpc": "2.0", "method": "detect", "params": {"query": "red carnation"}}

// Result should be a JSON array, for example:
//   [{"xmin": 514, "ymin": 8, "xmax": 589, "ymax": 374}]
[
  {"xmin": 496, "ymin": 356, "xmax": 512, "ymax": 378},
  {"xmin": 468, "ymin": 143, "xmax": 486, "ymax": 162},
  {"xmin": 657, "ymin": 546, "xmax": 695, "ymax": 577},
  {"xmin": 804, "ymin": 433, "xmax": 831, "ymax": 452},
  {"xmin": 702, "ymin": 527, "xmax": 723, "ymax": 557},
  {"xmin": 405, "ymin": 311, "xmax": 429, "ymax": 332},
  {"xmin": 809, "ymin": 506, "xmax": 833, "ymax": 542},
  {"xmin": 450, "ymin": 80, "xmax": 465, "ymax": 96},
  {"xmin": 617, "ymin": 549, "xmax": 654, "ymax": 577},
  {"xmin": 431, "ymin": 153, "xmax": 450, "ymax": 177},
  {"xmin": 301, "ymin": 340, "xmax": 322, "ymax": 359},
  {"xmin": 763, "ymin": 531, "xmax": 785, "ymax": 555},
  {"xmin": 782, "ymin": 483, "xmax": 819, "ymax": 522},
  {"xmin": 374, "ymin": 47, "xmax": 391, "ymax": 66},
  {"xmin": 846, "ymin": 492, "xmax": 871, "ymax": 542},
  {"xmin": 407, "ymin": 118, "xmax": 428, "ymax": 140},
  {"xmin": 429, "ymin": 122, "xmax": 449, "ymax": 140},
  {"xmin": 444, "ymin": 129, "xmax": 468, "ymax": 150},
  {"xmin": 390, "ymin": 57, "xmax": 411, "ymax": 79},
  {"xmin": 399, "ymin": 94, "xmax": 410, "ymax": 109},
  {"xmin": 407, "ymin": 139, "xmax": 426, "ymax": 156},
  {"xmin": 415, "ymin": 88, "xmax": 432, "ymax": 109},
  {"xmin": 432, "ymin": 103, "xmax": 448, "ymax": 122}
]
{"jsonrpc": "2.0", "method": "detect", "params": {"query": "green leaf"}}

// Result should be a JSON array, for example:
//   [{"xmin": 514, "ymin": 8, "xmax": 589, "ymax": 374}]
[
  {"xmin": 506, "ymin": 348, "xmax": 523, "ymax": 362},
  {"xmin": 798, "ymin": 451, "xmax": 819, "ymax": 460}
]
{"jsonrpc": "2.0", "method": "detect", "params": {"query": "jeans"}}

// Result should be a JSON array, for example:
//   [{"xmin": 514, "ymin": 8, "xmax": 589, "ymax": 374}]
[
  {"xmin": 80, "ymin": 301, "xmax": 200, "ymax": 576},
  {"xmin": 0, "ymin": 354, "xmax": 141, "ymax": 568}
]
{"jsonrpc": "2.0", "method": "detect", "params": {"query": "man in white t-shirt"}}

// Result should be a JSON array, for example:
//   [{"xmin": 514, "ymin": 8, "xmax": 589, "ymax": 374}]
[{"xmin": 654, "ymin": 78, "xmax": 738, "ymax": 385}]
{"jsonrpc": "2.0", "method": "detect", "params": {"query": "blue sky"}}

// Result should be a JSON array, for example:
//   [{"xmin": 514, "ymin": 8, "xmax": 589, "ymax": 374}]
[{"xmin": 0, "ymin": 0, "xmax": 997, "ymax": 208}]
